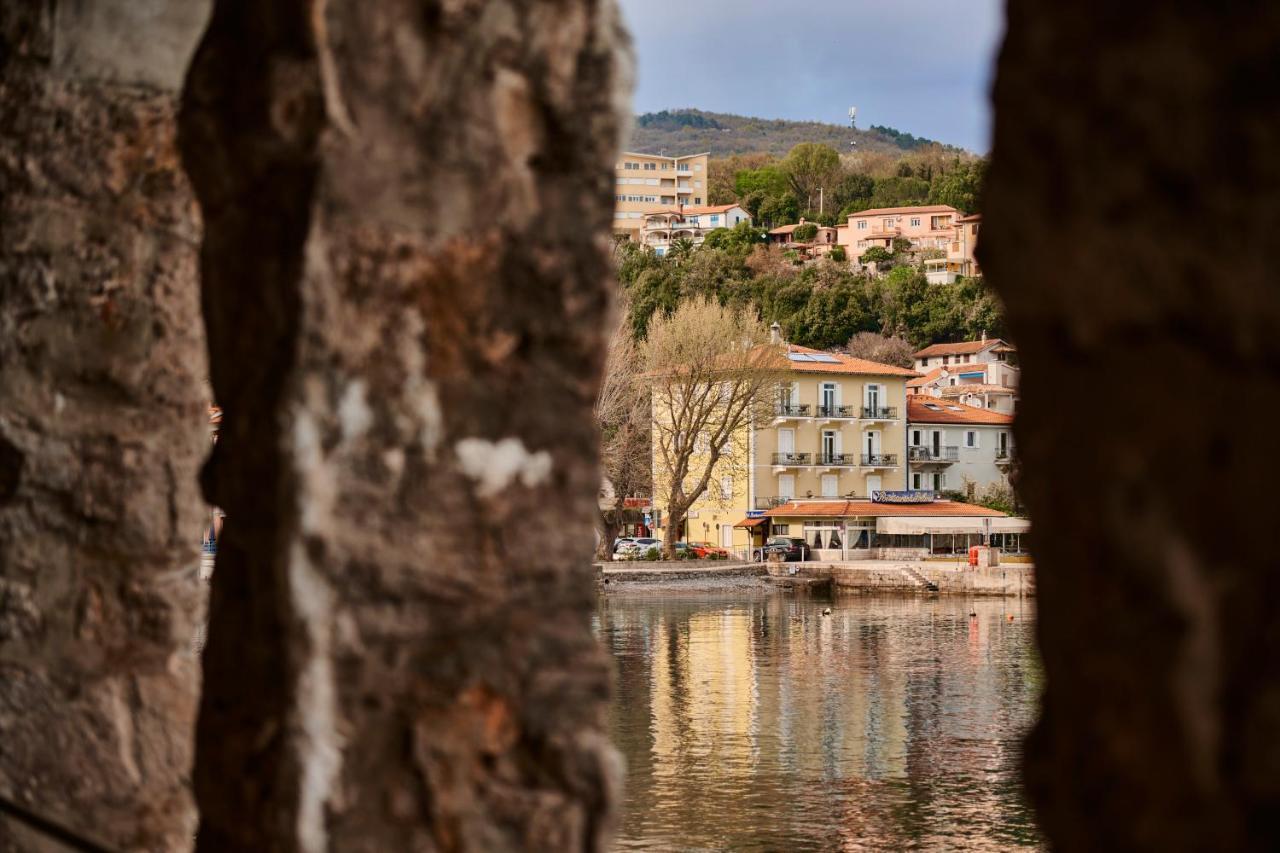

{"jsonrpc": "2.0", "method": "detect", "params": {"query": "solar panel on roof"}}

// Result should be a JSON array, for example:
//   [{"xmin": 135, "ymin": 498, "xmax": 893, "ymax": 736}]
[
  {"xmin": 808, "ymin": 354, "xmax": 840, "ymax": 363},
  {"xmin": 787, "ymin": 353, "xmax": 814, "ymax": 362}
]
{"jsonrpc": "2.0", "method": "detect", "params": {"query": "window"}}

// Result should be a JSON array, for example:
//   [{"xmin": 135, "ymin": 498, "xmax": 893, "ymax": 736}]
[
  {"xmin": 710, "ymin": 215, "xmax": 719, "ymax": 224},
  {"xmin": 857, "ymin": 220, "xmax": 867, "ymax": 230},
  {"xmin": 943, "ymin": 355, "xmax": 950, "ymax": 364},
  {"xmin": 821, "ymin": 474, "xmax": 838, "ymax": 497},
  {"xmin": 643, "ymin": 162, "xmax": 655, "ymax": 170},
  {"xmin": 694, "ymin": 197, "xmax": 702, "ymax": 204},
  {"xmin": 965, "ymin": 431, "xmax": 979, "ymax": 448},
  {"xmin": 912, "ymin": 473, "xmax": 922, "ymax": 489},
  {"xmin": 883, "ymin": 218, "xmax": 894, "ymax": 229},
  {"xmin": 778, "ymin": 474, "xmax": 795, "ymax": 499},
  {"xmin": 625, "ymin": 162, "xmax": 638, "ymax": 170},
  {"xmin": 910, "ymin": 217, "xmax": 921, "ymax": 227},
  {"xmin": 773, "ymin": 523, "xmax": 790, "ymax": 536}
]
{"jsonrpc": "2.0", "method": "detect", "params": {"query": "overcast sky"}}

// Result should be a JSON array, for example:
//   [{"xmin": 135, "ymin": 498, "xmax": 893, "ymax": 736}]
[{"xmin": 615, "ymin": 0, "xmax": 1004, "ymax": 153}]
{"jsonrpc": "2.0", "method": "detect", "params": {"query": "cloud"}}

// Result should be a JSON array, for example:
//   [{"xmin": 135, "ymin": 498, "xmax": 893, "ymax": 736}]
[{"xmin": 616, "ymin": 0, "xmax": 1004, "ymax": 152}]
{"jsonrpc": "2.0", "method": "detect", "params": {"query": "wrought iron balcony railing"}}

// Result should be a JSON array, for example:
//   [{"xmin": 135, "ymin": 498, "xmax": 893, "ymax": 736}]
[
  {"xmin": 860, "ymin": 405, "xmax": 899, "ymax": 419},
  {"xmin": 861, "ymin": 453, "xmax": 899, "ymax": 466},
  {"xmin": 771, "ymin": 452, "xmax": 812, "ymax": 466},
  {"xmin": 816, "ymin": 404, "xmax": 855, "ymax": 418},
  {"xmin": 774, "ymin": 403, "xmax": 811, "ymax": 418},
  {"xmin": 754, "ymin": 496, "xmax": 789, "ymax": 510},
  {"xmin": 908, "ymin": 446, "xmax": 959, "ymax": 463},
  {"xmin": 816, "ymin": 453, "xmax": 856, "ymax": 466}
]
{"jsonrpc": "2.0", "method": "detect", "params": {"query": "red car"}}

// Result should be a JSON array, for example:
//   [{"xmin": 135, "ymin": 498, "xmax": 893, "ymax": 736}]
[{"xmin": 687, "ymin": 542, "xmax": 730, "ymax": 559}]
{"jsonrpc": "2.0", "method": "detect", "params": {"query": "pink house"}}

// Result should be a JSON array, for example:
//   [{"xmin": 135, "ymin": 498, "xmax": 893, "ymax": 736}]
[{"xmin": 837, "ymin": 204, "xmax": 961, "ymax": 260}]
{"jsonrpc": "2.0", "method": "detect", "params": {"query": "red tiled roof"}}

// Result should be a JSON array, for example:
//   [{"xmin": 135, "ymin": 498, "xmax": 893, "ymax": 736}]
[
  {"xmin": 734, "ymin": 517, "xmax": 768, "ymax": 528},
  {"xmin": 956, "ymin": 213, "xmax": 982, "ymax": 223},
  {"xmin": 908, "ymin": 396, "xmax": 1013, "ymax": 425},
  {"xmin": 769, "ymin": 344, "xmax": 920, "ymax": 378},
  {"xmin": 913, "ymin": 339, "xmax": 1010, "ymax": 358},
  {"xmin": 848, "ymin": 205, "xmax": 959, "ymax": 218},
  {"xmin": 907, "ymin": 367, "xmax": 944, "ymax": 388},
  {"xmin": 765, "ymin": 499, "xmax": 1006, "ymax": 519}
]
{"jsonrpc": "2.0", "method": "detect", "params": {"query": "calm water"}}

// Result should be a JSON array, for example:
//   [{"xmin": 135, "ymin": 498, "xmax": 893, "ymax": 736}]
[{"xmin": 597, "ymin": 590, "xmax": 1043, "ymax": 851}]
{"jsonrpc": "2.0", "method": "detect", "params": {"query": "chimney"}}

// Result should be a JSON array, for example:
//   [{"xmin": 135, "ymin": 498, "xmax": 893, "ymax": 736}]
[
  {"xmin": 770, "ymin": 322, "xmax": 782, "ymax": 345},
  {"xmin": 981, "ymin": 329, "xmax": 987, "ymax": 344}
]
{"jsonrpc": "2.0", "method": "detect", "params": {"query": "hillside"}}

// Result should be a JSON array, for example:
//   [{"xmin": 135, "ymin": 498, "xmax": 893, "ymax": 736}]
[{"xmin": 626, "ymin": 108, "xmax": 963, "ymax": 158}]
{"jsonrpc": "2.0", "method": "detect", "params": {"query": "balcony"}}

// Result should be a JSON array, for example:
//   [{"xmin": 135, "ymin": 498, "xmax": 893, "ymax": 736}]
[
  {"xmin": 995, "ymin": 448, "xmax": 1015, "ymax": 467},
  {"xmin": 772, "ymin": 452, "xmax": 812, "ymax": 468},
  {"xmin": 909, "ymin": 446, "xmax": 959, "ymax": 465},
  {"xmin": 773, "ymin": 403, "xmax": 811, "ymax": 423},
  {"xmin": 860, "ymin": 405, "xmax": 898, "ymax": 421},
  {"xmin": 815, "ymin": 404, "xmax": 856, "ymax": 423},
  {"xmin": 815, "ymin": 452, "xmax": 856, "ymax": 468},
  {"xmin": 861, "ymin": 453, "xmax": 899, "ymax": 468},
  {"xmin": 754, "ymin": 496, "xmax": 789, "ymax": 510}
]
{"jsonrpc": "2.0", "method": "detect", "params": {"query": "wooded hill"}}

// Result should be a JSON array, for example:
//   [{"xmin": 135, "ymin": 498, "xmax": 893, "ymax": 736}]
[{"xmin": 627, "ymin": 108, "xmax": 964, "ymax": 158}]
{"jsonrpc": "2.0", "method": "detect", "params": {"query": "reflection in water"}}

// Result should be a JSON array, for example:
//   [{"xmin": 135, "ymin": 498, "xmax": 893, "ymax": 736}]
[{"xmin": 597, "ymin": 592, "xmax": 1043, "ymax": 851}]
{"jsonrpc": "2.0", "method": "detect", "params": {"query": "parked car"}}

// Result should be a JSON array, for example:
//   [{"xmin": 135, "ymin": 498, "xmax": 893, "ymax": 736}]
[
  {"xmin": 687, "ymin": 541, "xmax": 730, "ymax": 559},
  {"xmin": 762, "ymin": 536, "xmax": 808, "ymax": 562},
  {"xmin": 615, "ymin": 537, "xmax": 661, "ymax": 559},
  {"xmin": 612, "ymin": 536, "xmax": 637, "ymax": 553}
]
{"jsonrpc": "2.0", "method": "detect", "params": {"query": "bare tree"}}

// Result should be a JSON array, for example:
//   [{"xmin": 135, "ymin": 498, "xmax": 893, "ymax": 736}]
[
  {"xmin": 644, "ymin": 299, "xmax": 779, "ymax": 556},
  {"xmin": 843, "ymin": 331, "xmax": 915, "ymax": 368},
  {"xmin": 594, "ymin": 308, "xmax": 650, "ymax": 559}
]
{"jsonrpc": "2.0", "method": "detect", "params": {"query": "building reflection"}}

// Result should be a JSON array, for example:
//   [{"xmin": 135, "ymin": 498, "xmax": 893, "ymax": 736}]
[{"xmin": 599, "ymin": 593, "xmax": 1043, "ymax": 851}]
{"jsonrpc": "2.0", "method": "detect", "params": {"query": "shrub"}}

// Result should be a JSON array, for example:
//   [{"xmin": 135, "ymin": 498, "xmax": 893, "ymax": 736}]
[
  {"xmin": 829, "ymin": 245, "xmax": 847, "ymax": 262},
  {"xmin": 643, "ymin": 547, "xmax": 660, "ymax": 561}
]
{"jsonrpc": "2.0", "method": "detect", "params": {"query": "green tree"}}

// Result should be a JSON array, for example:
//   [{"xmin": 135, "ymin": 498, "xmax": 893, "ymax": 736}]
[
  {"xmin": 829, "ymin": 245, "xmax": 847, "ymax": 262},
  {"xmin": 702, "ymin": 221, "xmax": 767, "ymax": 253},
  {"xmin": 782, "ymin": 142, "xmax": 841, "ymax": 212},
  {"xmin": 832, "ymin": 171, "xmax": 875, "ymax": 214},
  {"xmin": 757, "ymin": 191, "xmax": 800, "ymax": 227},
  {"xmin": 733, "ymin": 165, "xmax": 790, "ymax": 198},
  {"xmin": 859, "ymin": 246, "xmax": 892, "ymax": 265},
  {"xmin": 792, "ymin": 222, "xmax": 818, "ymax": 242},
  {"xmin": 928, "ymin": 159, "xmax": 986, "ymax": 213},
  {"xmin": 868, "ymin": 175, "xmax": 930, "ymax": 209},
  {"xmin": 740, "ymin": 189, "xmax": 767, "ymax": 222}
]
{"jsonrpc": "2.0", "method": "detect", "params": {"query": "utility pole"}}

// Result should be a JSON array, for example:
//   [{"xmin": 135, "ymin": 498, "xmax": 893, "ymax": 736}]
[{"xmin": 819, "ymin": 187, "xmax": 824, "ymax": 215}]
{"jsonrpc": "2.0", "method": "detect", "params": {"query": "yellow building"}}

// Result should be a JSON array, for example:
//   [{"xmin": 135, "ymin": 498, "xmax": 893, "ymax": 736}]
[
  {"xmin": 652, "ymin": 340, "xmax": 919, "ymax": 554},
  {"xmin": 613, "ymin": 150, "xmax": 710, "ymax": 242}
]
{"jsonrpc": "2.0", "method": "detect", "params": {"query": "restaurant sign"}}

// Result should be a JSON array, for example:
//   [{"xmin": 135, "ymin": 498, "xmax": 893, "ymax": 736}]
[
  {"xmin": 623, "ymin": 497, "xmax": 652, "ymax": 509},
  {"xmin": 872, "ymin": 490, "xmax": 936, "ymax": 504}
]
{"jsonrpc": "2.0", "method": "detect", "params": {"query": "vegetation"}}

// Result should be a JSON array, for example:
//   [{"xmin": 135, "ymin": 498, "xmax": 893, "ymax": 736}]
[
  {"xmin": 701, "ymin": 139, "xmax": 986, "ymax": 233},
  {"xmin": 628, "ymin": 108, "xmax": 964, "ymax": 159},
  {"xmin": 643, "ymin": 299, "xmax": 778, "ymax": 557},
  {"xmin": 614, "ymin": 240, "xmax": 1006, "ymax": 351},
  {"xmin": 593, "ymin": 300, "xmax": 652, "ymax": 559},
  {"xmin": 843, "ymin": 332, "xmax": 915, "ymax": 368}
]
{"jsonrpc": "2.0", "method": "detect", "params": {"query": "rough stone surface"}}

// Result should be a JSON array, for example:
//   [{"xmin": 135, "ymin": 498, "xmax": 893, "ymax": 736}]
[
  {"xmin": 180, "ymin": 1, "xmax": 632, "ymax": 849},
  {"xmin": 983, "ymin": 4, "xmax": 1280, "ymax": 850},
  {"xmin": 0, "ymin": 2, "xmax": 209, "ymax": 850}
]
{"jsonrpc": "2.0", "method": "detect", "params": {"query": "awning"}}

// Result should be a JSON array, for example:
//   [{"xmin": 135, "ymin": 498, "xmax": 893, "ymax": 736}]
[
  {"xmin": 734, "ymin": 517, "xmax": 768, "ymax": 528},
  {"xmin": 877, "ymin": 516, "xmax": 1030, "ymax": 535}
]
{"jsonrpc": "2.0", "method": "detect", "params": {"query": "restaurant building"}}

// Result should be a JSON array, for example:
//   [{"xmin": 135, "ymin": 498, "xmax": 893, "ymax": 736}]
[{"xmin": 736, "ymin": 493, "xmax": 1029, "ymax": 560}]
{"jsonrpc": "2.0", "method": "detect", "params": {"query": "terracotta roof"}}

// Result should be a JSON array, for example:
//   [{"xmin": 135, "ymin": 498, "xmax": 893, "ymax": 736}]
[
  {"xmin": 768, "ymin": 344, "xmax": 920, "ymax": 378},
  {"xmin": 734, "ymin": 517, "xmax": 768, "ymax": 528},
  {"xmin": 848, "ymin": 205, "xmax": 959, "ymax": 218},
  {"xmin": 768, "ymin": 223, "xmax": 835, "ymax": 235},
  {"xmin": 913, "ymin": 339, "xmax": 1011, "ymax": 358},
  {"xmin": 938, "ymin": 384, "xmax": 1016, "ymax": 398},
  {"xmin": 908, "ymin": 396, "xmax": 1013, "ymax": 425},
  {"xmin": 907, "ymin": 367, "xmax": 944, "ymax": 388},
  {"xmin": 956, "ymin": 213, "xmax": 982, "ymax": 223},
  {"xmin": 765, "ymin": 499, "xmax": 1006, "ymax": 519}
]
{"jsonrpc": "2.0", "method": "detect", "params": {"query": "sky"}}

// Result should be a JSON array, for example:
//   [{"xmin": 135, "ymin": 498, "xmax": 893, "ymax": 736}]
[{"xmin": 615, "ymin": 0, "xmax": 1005, "ymax": 153}]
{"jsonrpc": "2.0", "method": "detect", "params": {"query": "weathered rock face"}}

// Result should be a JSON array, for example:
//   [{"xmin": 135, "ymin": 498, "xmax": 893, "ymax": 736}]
[
  {"xmin": 0, "ymin": 2, "xmax": 210, "ymax": 851},
  {"xmin": 984, "ymin": 4, "xmax": 1280, "ymax": 850},
  {"xmin": 181, "ymin": 1, "xmax": 632, "ymax": 849}
]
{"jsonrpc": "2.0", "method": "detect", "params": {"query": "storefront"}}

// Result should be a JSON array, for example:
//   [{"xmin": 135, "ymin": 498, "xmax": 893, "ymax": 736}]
[{"xmin": 760, "ymin": 498, "xmax": 1028, "ymax": 561}]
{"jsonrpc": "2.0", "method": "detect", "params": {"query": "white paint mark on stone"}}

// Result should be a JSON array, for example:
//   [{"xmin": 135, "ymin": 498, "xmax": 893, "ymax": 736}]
[
  {"xmin": 287, "ymin": 542, "xmax": 344, "ymax": 853},
  {"xmin": 337, "ymin": 380, "xmax": 372, "ymax": 443},
  {"xmin": 294, "ymin": 407, "xmax": 337, "ymax": 535},
  {"xmin": 413, "ymin": 380, "xmax": 443, "ymax": 457},
  {"xmin": 455, "ymin": 436, "xmax": 552, "ymax": 498}
]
